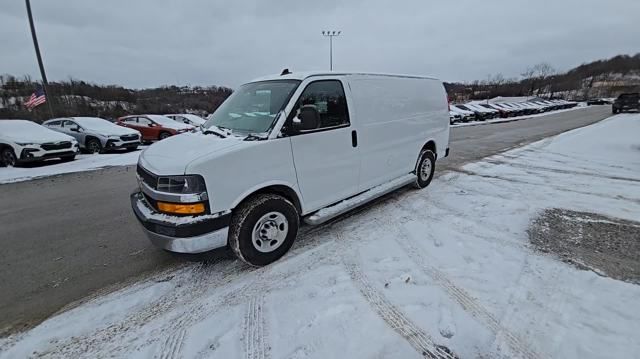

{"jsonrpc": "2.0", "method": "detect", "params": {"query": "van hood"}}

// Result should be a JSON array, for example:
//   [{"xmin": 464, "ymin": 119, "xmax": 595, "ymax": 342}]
[{"xmin": 139, "ymin": 132, "xmax": 244, "ymax": 175}]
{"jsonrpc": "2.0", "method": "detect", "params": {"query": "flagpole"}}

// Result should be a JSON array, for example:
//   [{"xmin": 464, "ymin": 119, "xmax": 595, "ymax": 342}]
[{"xmin": 25, "ymin": 0, "xmax": 54, "ymax": 118}]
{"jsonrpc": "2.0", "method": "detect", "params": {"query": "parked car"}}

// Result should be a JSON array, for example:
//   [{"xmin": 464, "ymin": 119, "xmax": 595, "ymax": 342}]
[
  {"xmin": 449, "ymin": 111, "xmax": 462, "ymax": 125},
  {"xmin": 587, "ymin": 98, "xmax": 610, "ymax": 106},
  {"xmin": 116, "ymin": 115, "xmax": 193, "ymax": 143},
  {"xmin": 450, "ymin": 105, "xmax": 475, "ymax": 122},
  {"xmin": 165, "ymin": 114, "xmax": 207, "ymax": 128},
  {"xmin": 453, "ymin": 104, "xmax": 489, "ymax": 121},
  {"xmin": 43, "ymin": 117, "xmax": 141, "ymax": 153},
  {"xmin": 131, "ymin": 71, "xmax": 450, "ymax": 266},
  {"xmin": 465, "ymin": 103, "xmax": 499, "ymax": 119},
  {"xmin": 479, "ymin": 103, "xmax": 512, "ymax": 118},
  {"xmin": 0, "ymin": 119, "xmax": 79, "ymax": 167},
  {"xmin": 611, "ymin": 93, "xmax": 640, "ymax": 113}
]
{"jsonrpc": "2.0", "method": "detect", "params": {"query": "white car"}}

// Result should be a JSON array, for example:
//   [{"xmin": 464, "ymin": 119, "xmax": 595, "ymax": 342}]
[
  {"xmin": 0, "ymin": 119, "xmax": 79, "ymax": 167},
  {"xmin": 131, "ymin": 71, "xmax": 450, "ymax": 266},
  {"xmin": 43, "ymin": 117, "xmax": 141, "ymax": 153},
  {"xmin": 450, "ymin": 105, "xmax": 475, "ymax": 122},
  {"xmin": 165, "ymin": 114, "xmax": 207, "ymax": 128}
]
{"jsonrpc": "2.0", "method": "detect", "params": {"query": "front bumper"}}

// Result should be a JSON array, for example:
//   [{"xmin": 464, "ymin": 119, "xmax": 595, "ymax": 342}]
[
  {"xmin": 19, "ymin": 147, "xmax": 79, "ymax": 162},
  {"xmin": 105, "ymin": 139, "xmax": 140, "ymax": 150},
  {"xmin": 130, "ymin": 192, "xmax": 231, "ymax": 253}
]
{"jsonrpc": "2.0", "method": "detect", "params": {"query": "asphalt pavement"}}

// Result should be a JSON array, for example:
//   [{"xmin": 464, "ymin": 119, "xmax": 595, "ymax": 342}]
[{"xmin": 0, "ymin": 105, "xmax": 611, "ymax": 334}]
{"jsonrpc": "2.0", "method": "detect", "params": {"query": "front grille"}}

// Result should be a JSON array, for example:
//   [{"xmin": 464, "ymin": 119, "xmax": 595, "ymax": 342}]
[
  {"xmin": 120, "ymin": 134, "xmax": 138, "ymax": 141},
  {"xmin": 137, "ymin": 164, "xmax": 158, "ymax": 190},
  {"xmin": 41, "ymin": 141, "xmax": 72, "ymax": 151}
]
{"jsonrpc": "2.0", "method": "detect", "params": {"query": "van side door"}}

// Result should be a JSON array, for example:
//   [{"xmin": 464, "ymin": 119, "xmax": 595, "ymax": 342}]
[{"xmin": 286, "ymin": 79, "xmax": 360, "ymax": 212}]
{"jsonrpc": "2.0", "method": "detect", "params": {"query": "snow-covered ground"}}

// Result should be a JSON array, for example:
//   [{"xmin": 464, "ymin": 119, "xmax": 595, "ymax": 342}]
[
  {"xmin": 2, "ymin": 114, "xmax": 639, "ymax": 358},
  {"xmin": 451, "ymin": 103, "xmax": 588, "ymax": 128},
  {"xmin": 0, "ymin": 149, "xmax": 143, "ymax": 184}
]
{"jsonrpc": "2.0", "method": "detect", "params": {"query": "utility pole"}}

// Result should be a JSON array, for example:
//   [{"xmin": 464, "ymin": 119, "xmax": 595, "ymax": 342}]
[
  {"xmin": 25, "ymin": 0, "xmax": 54, "ymax": 117},
  {"xmin": 322, "ymin": 30, "xmax": 341, "ymax": 71}
]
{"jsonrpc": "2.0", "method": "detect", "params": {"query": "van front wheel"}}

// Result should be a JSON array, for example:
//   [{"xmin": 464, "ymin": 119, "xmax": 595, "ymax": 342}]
[
  {"xmin": 413, "ymin": 150, "xmax": 436, "ymax": 189},
  {"xmin": 228, "ymin": 194, "xmax": 299, "ymax": 266}
]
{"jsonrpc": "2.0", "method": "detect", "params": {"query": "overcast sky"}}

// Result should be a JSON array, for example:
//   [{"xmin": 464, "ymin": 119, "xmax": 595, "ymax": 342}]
[{"xmin": 1, "ymin": 0, "xmax": 638, "ymax": 89}]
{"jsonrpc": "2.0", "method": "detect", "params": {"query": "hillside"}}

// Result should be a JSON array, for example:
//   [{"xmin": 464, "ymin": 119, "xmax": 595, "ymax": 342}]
[
  {"xmin": 0, "ymin": 75, "xmax": 232, "ymax": 122},
  {"xmin": 446, "ymin": 54, "xmax": 640, "ymax": 102}
]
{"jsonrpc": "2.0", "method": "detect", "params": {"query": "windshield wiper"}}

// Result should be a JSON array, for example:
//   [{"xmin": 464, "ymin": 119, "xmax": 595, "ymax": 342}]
[
  {"xmin": 203, "ymin": 125, "xmax": 231, "ymax": 138},
  {"xmin": 244, "ymin": 132, "xmax": 268, "ymax": 141}
]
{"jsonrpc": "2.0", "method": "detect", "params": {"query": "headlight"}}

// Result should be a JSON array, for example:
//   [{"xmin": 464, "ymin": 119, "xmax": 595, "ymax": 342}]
[
  {"xmin": 157, "ymin": 175, "xmax": 207, "ymax": 194},
  {"xmin": 16, "ymin": 142, "xmax": 35, "ymax": 146},
  {"xmin": 108, "ymin": 136, "xmax": 120, "ymax": 140}
]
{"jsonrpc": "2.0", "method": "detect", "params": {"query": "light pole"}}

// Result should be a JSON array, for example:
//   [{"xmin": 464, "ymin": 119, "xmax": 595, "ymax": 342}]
[
  {"xmin": 25, "ymin": 0, "xmax": 54, "ymax": 117},
  {"xmin": 322, "ymin": 30, "xmax": 341, "ymax": 71}
]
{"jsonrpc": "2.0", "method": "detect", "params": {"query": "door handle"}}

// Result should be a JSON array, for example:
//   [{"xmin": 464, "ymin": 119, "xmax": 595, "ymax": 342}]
[{"xmin": 351, "ymin": 130, "xmax": 358, "ymax": 147}]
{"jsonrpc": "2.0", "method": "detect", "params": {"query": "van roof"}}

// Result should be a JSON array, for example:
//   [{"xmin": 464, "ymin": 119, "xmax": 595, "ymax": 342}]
[{"xmin": 249, "ymin": 71, "xmax": 440, "ymax": 83}]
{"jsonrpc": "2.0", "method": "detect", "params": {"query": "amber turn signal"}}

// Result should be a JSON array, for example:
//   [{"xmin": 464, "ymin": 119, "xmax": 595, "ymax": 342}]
[{"xmin": 157, "ymin": 201, "xmax": 205, "ymax": 215}]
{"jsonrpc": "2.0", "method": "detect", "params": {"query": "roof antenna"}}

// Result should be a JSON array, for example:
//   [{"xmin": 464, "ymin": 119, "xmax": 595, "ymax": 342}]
[{"xmin": 281, "ymin": 68, "xmax": 291, "ymax": 76}]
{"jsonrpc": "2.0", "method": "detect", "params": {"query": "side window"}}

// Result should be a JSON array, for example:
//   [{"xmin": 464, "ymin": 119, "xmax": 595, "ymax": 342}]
[
  {"xmin": 138, "ymin": 117, "xmax": 152, "ymax": 126},
  {"xmin": 295, "ymin": 80, "xmax": 349, "ymax": 131},
  {"xmin": 47, "ymin": 120, "xmax": 61, "ymax": 127},
  {"xmin": 64, "ymin": 120, "xmax": 78, "ymax": 129}
]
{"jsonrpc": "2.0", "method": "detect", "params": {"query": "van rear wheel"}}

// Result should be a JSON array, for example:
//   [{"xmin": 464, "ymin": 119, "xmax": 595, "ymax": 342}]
[
  {"xmin": 228, "ymin": 194, "xmax": 299, "ymax": 266},
  {"xmin": 413, "ymin": 150, "xmax": 436, "ymax": 189}
]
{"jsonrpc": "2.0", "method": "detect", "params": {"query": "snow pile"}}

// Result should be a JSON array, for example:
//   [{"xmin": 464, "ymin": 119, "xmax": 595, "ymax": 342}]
[
  {"xmin": 2, "ymin": 114, "xmax": 639, "ymax": 358},
  {"xmin": 0, "ymin": 150, "xmax": 143, "ymax": 184}
]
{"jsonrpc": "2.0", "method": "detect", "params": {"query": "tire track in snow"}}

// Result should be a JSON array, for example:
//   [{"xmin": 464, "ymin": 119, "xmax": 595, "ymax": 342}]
[
  {"xmin": 380, "ymin": 217, "xmax": 542, "ymax": 359},
  {"xmin": 156, "ymin": 328, "xmax": 186, "ymax": 359},
  {"xmin": 243, "ymin": 296, "xmax": 270, "ymax": 359},
  {"xmin": 151, "ymin": 241, "xmax": 335, "ymax": 359},
  {"xmin": 340, "ymin": 251, "xmax": 457, "ymax": 359}
]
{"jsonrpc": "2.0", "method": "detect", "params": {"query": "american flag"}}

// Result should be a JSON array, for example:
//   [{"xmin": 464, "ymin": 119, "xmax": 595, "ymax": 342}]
[{"xmin": 24, "ymin": 88, "xmax": 46, "ymax": 109}]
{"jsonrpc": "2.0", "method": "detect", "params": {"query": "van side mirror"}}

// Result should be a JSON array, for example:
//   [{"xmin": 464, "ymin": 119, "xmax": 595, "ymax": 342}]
[{"xmin": 292, "ymin": 105, "xmax": 320, "ymax": 132}]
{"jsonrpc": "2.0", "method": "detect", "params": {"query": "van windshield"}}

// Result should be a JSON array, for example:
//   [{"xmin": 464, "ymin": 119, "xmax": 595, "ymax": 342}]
[{"xmin": 204, "ymin": 80, "xmax": 300, "ymax": 135}]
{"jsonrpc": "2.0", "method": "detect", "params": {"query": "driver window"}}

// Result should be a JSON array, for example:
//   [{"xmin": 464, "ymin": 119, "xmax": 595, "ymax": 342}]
[
  {"xmin": 138, "ymin": 117, "xmax": 152, "ymax": 126},
  {"xmin": 295, "ymin": 80, "xmax": 350, "ymax": 130}
]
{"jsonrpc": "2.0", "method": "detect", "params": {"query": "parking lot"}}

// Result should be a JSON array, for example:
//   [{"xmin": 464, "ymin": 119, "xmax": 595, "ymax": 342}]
[{"xmin": 0, "ymin": 105, "xmax": 611, "ymax": 334}]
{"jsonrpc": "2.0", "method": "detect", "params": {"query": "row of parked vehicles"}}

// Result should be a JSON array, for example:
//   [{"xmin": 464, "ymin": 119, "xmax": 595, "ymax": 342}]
[
  {"xmin": 0, "ymin": 114, "xmax": 208, "ymax": 167},
  {"xmin": 448, "ymin": 99, "xmax": 578, "ymax": 124}
]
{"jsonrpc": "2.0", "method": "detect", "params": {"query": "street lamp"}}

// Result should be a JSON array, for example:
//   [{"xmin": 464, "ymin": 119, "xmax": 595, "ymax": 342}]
[{"xmin": 321, "ymin": 30, "xmax": 341, "ymax": 71}]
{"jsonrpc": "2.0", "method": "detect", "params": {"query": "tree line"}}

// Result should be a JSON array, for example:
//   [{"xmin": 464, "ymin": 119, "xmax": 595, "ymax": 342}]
[
  {"xmin": 0, "ymin": 75, "xmax": 233, "ymax": 122},
  {"xmin": 446, "ymin": 53, "xmax": 640, "ymax": 102}
]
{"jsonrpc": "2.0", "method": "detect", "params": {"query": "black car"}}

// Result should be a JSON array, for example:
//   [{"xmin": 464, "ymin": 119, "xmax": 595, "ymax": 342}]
[
  {"xmin": 587, "ymin": 98, "xmax": 611, "ymax": 106},
  {"xmin": 612, "ymin": 93, "xmax": 640, "ymax": 113}
]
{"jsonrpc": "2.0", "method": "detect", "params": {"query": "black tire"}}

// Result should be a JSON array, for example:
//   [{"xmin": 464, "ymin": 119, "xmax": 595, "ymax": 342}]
[
  {"xmin": 159, "ymin": 132, "xmax": 171, "ymax": 140},
  {"xmin": 86, "ymin": 138, "xmax": 102, "ymax": 154},
  {"xmin": 60, "ymin": 155, "xmax": 76, "ymax": 162},
  {"xmin": 228, "ymin": 194, "xmax": 299, "ymax": 266},
  {"xmin": 413, "ymin": 150, "xmax": 436, "ymax": 189},
  {"xmin": 1, "ymin": 148, "xmax": 17, "ymax": 167}
]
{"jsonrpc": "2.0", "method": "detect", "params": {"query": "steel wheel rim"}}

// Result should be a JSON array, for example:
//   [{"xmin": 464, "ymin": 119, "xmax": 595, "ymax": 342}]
[
  {"xmin": 160, "ymin": 133, "xmax": 169, "ymax": 139},
  {"xmin": 419, "ymin": 157, "xmax": 432, "ymax": 181},
  {"xmin": 251, "ymin": 211, "xmax": 288, "ymax": 253}
]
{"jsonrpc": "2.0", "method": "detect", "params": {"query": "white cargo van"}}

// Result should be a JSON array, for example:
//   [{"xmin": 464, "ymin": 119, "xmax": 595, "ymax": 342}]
[{"xmin": 132, "ymin": 71, "xmax": 450, "ymax": 265}]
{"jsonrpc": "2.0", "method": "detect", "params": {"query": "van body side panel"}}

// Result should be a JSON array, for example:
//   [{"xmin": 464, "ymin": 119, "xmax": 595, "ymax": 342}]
[
  {"xmin": 346, "ymin": 76, "xmax": 449, "ymax": 192},
  {"xmin": 185, "ymin": 138, "xmax": 300, "ymax": 214}
]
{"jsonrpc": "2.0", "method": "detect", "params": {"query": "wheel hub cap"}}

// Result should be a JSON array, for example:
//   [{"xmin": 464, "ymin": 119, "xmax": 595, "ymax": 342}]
[
  {"xmin": 252, "ymin": 212, "xmax": 288, "ymax": 253},
  {"xmin": 420, "ymin": 158, "xmax": 432, "ymax": 181}
]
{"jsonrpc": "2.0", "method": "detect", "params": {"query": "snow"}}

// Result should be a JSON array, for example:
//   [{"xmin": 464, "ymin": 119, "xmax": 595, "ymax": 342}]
[
  {"xmin": 0, "ymin": 120, "xmax": 75, "ymax": 143},
  {"xmin": 452, "ymin": 103, "xmax": 586, "ymax": 128},
  {"xmin": 147, "ymin": 115, "xmax": 194, "ymax": 130},
  {"xmin": 2, "ymin": 114, "xmax": 640, "ymax": 358},
  {"xmin": 0, "ymin": 150, "xmax": 143, "ymax": 184}
]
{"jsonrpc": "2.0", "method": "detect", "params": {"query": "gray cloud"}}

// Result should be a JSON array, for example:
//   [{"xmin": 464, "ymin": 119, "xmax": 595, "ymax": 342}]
[{"xmin": 2, "ymin": 0, "xmax": 638, "ymax": 88}]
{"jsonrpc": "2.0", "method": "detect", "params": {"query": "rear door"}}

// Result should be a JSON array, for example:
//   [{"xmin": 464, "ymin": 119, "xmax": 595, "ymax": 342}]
[{"xmin": 287, "ymin": 79, "xmax": 360, "ymax": 212}]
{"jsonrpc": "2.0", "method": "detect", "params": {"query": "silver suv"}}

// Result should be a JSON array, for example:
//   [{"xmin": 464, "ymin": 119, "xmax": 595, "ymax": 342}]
[{"xmin": 43, "ymin": 117, "xmax": 141, "ymax": 153}]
